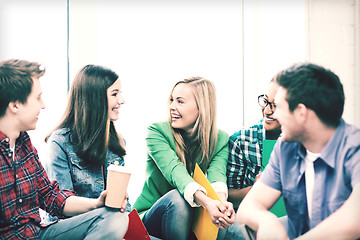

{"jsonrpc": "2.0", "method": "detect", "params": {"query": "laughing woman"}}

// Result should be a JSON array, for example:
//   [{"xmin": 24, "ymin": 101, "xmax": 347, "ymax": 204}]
[
  {"xmin": 44, "ymin": 65, "xmax": 130, "ymax": 212},
  {"xmin": 133, "ymin": 77, "xmax": 235, "ymax": 240}
]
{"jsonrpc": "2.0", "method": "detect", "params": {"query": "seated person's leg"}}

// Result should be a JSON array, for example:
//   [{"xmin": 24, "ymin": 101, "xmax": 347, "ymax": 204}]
[
  {"xmin": 217, "ymin": 222, "xmax": 253, "ymax": 240},
  {"xmin": 38, "ymin": 207, "xmax": 128, "ymax": 240},
  {"xmin": 219, "ymin": 216, "xmax": 288, "ymax": 240},
  {"xmin": 143, "ymin": 189, "xmax": 193, "ymax": 240}
]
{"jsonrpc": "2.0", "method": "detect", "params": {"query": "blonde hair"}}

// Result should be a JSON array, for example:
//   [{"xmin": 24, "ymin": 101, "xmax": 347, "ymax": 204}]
[{"xmin": 169, "ymin": 76, "xmax": 218, "ymax": 173}]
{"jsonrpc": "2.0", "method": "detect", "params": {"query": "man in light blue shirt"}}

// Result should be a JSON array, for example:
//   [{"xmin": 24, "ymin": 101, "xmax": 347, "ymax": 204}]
[{"xmin": 237, "ymin": 63, "xmax": 360, "ymax": 239}]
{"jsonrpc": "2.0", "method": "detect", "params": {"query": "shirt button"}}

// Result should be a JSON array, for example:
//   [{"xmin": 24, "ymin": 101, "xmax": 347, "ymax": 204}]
[
  {"xmin": 5, "ymin": 138, "xmax": 9, "ymax": 142},
  {"xmin": 19, "ymin": 199, "xmax": 22, "ymax": 203},
  {"xmin": 114, "ymin": 161, "xmax": 119, "ymax": 165},
  {"xmin": 8, "ymin": 153, "xmax": 12, "ymax": 158}
]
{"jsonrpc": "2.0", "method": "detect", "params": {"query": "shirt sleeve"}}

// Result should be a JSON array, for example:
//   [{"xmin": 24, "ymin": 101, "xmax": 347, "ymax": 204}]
[
  {"xmin": 36, "ymin": 155, "xmax": 75, "ymax": 218},
  {"xmin": 146, "ymin": 123, "xmax": 196, "ymax": 196},
  {"xmin": 212, "ymin": 182, "xmax": 228, "ymax": 197},
  {"xmin": 345, "ymin": 142, "xmax": 360, "ymax": 188},
  {"xmin": 183, "ymin": 181, "xmax": 227, "ymax": 207},
  {"xmin": 227, "ymin": 133, "xmax": 245, "ymax": 189},
  {"xmin": 184, "ymin": 182, "xmax": 207, "ymax": 207},
  {"xmin": 207, "ymin": 130, "xmax": 229, "ymax": 186}
]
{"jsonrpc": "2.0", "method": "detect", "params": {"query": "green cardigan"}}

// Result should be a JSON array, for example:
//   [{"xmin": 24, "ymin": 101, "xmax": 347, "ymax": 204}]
[{"xmin": 133, "ymin": 121, "xmax": 229, "ymax": 218}]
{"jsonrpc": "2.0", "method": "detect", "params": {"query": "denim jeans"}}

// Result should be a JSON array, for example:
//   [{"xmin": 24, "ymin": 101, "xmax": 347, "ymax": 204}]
[
  {"xmin": 142, "ymin": 189, "xmax": 250, "ymax": 240},
  {"xmin": 218, "ymin": 222, "xmax": 249, "ymax": 240},
  {"xmin": 218, "ymin": 216, "xmax": 288, "ymax": 240},
  {"xmin": 37, "ymin": 207, "xmax": 128, "ymax": 240},
  {"xmin": 143, "ymin": 189, "xmax": 194, "ymax": 240}
]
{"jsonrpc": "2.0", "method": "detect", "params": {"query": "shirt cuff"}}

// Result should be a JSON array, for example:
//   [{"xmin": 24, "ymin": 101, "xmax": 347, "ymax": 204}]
[
  {"xmin": 184, "ymin": 182, "xmax": 207, "ymax": 207},
  {"xmin": 211, "ymin": 181, "xmax": 228, "ymax": 199}
]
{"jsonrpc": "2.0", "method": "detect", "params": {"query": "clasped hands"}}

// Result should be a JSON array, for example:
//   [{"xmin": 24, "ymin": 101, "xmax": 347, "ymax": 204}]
[{"xmin": 205, "ymin": 199, "xmax": 236, "ymax": 229}]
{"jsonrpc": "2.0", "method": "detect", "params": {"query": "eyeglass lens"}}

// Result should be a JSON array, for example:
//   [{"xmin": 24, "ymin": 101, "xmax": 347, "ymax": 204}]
[{"xmin": 258, "ymin": 95, "xmax": 276, "ymax": 111}]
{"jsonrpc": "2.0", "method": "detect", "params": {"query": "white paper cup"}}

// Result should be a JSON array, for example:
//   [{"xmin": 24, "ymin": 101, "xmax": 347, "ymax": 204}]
[{"xmin": 105, "ymin": 165, "xmax": 131, "ymax": 208}]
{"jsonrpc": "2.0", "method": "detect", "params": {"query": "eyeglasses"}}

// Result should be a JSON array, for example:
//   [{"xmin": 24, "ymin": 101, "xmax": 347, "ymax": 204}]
[{"xmin": 258, "ymin": 94, "xmax": 276, "ymax": 112}]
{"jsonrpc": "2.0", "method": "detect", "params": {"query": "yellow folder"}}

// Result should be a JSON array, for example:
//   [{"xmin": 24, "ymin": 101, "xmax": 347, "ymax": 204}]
[{"xmin": 192, "ymin": 163, "xmax": 222, "ymax": 240}]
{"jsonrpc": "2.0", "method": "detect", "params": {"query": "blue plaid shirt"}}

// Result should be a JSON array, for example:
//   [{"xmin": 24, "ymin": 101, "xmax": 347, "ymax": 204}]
[{"xmin": 227, "ymin": 120, "xmax": 264, "ymax": 189}]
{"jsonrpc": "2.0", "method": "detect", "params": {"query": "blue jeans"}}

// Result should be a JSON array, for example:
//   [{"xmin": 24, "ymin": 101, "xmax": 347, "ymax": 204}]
[
  {"xmin": 143, "ymin": 189, "xmax": 194, "ymax": 240},
  {"xmin": 142, "ymin": 189, "xmax": 248, "ymax": 240},
  {"xmin": 37, "ymin": 207, "xmax": 128, "ymax": 240},
  {"xmin": 218, "ymin": 222, "xmax": 250, "ymax": 240},
  {"xmin": 219, "ymin": 216, "xmax": 288, "ymax": 240}
]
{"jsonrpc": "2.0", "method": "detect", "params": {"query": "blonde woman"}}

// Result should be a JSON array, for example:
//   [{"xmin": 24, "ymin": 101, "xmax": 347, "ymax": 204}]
[{"xmin": 133, "ymin": 77, "xmax": 235, "ymax": 240}]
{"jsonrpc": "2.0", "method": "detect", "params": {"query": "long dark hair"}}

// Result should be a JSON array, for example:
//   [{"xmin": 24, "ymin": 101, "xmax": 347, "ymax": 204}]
[{"xmin": 46, "ymin": 65, "xmax": 126, "ymax": 166}]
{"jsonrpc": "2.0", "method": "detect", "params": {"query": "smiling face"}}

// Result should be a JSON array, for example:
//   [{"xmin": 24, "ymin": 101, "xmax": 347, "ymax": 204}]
[
  {"xmin": 17, "ymin": 77, "xmax": 46, "ymax": 131},
  {"xmin": 107, "ymin": 78, "xmax": 125, "ymax": 121},
  {"xmin": 274, "ymin": 87, "xmax": 304, "ymax": 142},
  {"xmin": 262, "ymin": 82, "xmax": 281, "ymax": 132},
  {"xmin": 169, "ymin": 83, "xmax": 199, "ymax": 133}
]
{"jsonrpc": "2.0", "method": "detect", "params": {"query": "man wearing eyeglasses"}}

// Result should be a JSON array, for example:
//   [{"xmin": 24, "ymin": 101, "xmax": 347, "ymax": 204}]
[{"xmin": 226, "ymin": 76, "xmax": 281, "ymax": 208}]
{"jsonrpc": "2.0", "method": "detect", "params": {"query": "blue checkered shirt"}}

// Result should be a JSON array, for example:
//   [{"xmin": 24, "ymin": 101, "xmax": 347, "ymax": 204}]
[{"xmin": 227, "ymin": 120, "xmax": 264, "ymax": 189}]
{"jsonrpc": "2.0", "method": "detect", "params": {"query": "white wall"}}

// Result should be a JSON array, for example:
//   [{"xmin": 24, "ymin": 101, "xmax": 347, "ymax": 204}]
[
  {"xmin": 68, "ymin": 0, "xmax": 306, "ymax": 204},
  {"xmin": 306, "ymin": 0, "xmax": 360, "ymax": 127},
  {"xmin": 2, "ymin": 0, "xmax": 313, "ymax": 205},
  {"xmin": 68, "ymin": 0, "xmax": 245, "ymax": 203},
  {"xmin": 242, "ymin": 0, "xmax": 306, "ymax": 127},
  {"xmin": 0, "ymin": 0, "xmax": 68, "ymax": 163}
]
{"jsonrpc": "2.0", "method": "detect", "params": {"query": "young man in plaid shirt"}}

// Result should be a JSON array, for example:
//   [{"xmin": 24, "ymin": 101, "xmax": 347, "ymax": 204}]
[
  {"xmin": 0, "ymin": 59, "xmax": 128, "ymax": 239},
  {"xmin": 227, "ymin": 77, "xmax": 281, "ymax": 208}
]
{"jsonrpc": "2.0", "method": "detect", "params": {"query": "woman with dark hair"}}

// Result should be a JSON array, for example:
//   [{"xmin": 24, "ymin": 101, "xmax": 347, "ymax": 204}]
[{"xmin": 45, "ymin": 64, "xmax": 129, "ymax": 212}]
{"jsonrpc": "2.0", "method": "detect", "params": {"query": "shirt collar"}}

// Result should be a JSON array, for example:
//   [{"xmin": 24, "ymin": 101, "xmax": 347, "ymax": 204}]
[
  {"xmin": 0, "ymin": 131, "xmax": 10, "ymax": 147},
  {"xmin": 0, "ymin": 131, "xmax": 27, "ymax": 148},
  {"xmin": 248, "ymin": 118, "xmax": 344, "ymax": 169},
  {"xmin": 296, "ymin": 119, "xmax": 344, "ymax": 172}
]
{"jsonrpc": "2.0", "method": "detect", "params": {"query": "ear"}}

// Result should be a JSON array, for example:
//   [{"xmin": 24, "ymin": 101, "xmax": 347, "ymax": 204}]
[
  {"xmin": 7, "ymin": 101, "xmax": 20, "ymax": 114},
  {"xmin": 294, "ymin": 103, "xmax": 308, "ymax": 123}
]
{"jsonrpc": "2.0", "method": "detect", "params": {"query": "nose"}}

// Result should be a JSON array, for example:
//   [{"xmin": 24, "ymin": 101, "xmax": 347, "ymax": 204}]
[
  {"xmin": 264, "ymin": 104, "xmax": 274, "ymax": 115},
  {"xmin": 169, "ymin": 101, "xmax": 176, "ymax": 110},
  {"xmin": 118, "ymin": 95, "xmax": 125, "ymax": 105},
  {"xmin": 41, "ymin": 99, "xmax": 46, "ymax": 109}
]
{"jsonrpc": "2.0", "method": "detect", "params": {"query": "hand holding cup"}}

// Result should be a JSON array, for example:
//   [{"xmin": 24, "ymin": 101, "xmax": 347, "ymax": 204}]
[{"xmin": 105, "ymin": 165, "xmax": 131, "ymax": 209}]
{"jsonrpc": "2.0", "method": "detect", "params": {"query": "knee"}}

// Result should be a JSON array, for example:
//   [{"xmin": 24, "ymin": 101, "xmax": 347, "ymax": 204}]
[
  {"xmin": 101, "ymin": 208, "xmax": 129, "ymax": 239},
  {"xmin": 222, "ymin": 222, "xmax": 250, "ymax": 240},
  {"xmin": 108, "ymin": 211, "xmax": 129, "ymax": 238},
  {"xmin": 166, "ymin": 190, "xmax": 192, "ymax": 220}
]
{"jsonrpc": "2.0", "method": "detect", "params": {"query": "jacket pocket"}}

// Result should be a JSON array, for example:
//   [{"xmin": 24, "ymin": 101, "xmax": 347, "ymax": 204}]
[{"xmin": 69, "ymin": 153, "xmax": 92, "ymax": 183}]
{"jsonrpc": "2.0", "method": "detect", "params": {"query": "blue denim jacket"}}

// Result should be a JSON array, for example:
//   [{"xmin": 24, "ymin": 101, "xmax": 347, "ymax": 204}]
[{"xmin": 44, "ymin": 128, "xmax": 131, "ymax": 212}]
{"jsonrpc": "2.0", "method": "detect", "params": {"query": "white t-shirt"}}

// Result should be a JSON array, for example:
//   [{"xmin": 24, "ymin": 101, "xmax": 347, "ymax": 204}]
[
  {"xmin": 305, "ymin": 150, "xmax": 321, "ymax": 220},
  {"xmin": 10, "ymin": 147, "xmax": 15, "ymax": 160}
]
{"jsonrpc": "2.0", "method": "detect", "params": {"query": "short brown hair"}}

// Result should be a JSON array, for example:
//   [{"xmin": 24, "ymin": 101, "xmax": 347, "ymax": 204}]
[{"xmin": 0, "ymin": 59, "xmax": 45, "ymax": 117}]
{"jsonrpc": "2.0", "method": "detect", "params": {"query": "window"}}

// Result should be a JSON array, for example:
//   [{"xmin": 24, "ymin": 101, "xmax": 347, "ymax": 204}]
[{"xmin": 2, "ymin": 0, "xmax": 305, "ymax": 204}]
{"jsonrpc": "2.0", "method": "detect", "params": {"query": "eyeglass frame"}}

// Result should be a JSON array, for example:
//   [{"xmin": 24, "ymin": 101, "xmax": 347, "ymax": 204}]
[{"xmin": 257, "ymin": 94, "xmax": 277, "ymax": 113}]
